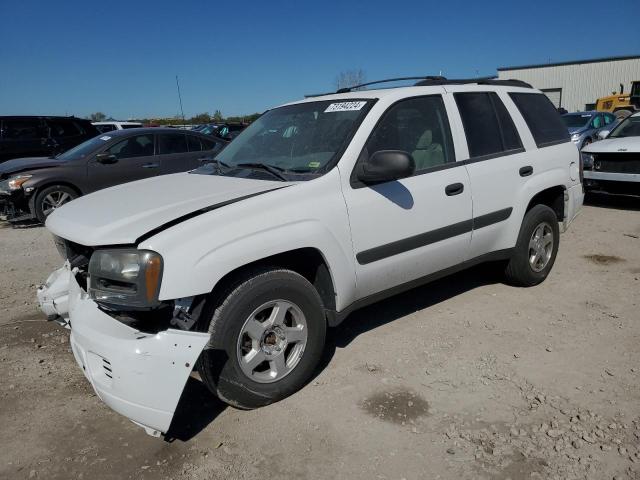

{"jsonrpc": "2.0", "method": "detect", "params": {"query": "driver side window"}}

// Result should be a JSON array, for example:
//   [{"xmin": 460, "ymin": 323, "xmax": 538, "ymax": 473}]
[
  {"xmin": 364, "ymin": 96, "xmax": 455, "ymax": 173},
  {"xmin": 106, "ymin": 134, "xmax": 154, "ymax": 159}
]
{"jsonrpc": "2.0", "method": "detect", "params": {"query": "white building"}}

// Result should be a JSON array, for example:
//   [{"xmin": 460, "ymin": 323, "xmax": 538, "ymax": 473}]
[{"xmin": 497, "ymin": 55, "xmax": 640, "ymax": 112}]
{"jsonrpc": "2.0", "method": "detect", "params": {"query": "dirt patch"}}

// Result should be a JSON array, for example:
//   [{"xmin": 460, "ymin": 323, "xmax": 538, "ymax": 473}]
[
  {"xmin": 361, "ymin": 389, "xmax": 429, "ymax": 424},
  {"xmin": 583, "ymin": 254, "xmax": 625, "ymax": 265}
]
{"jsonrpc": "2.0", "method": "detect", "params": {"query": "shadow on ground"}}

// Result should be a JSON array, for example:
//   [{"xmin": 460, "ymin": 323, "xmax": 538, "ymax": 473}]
[
  {"xmin": 165, "ymin": 377, "xmax": 227, "ymax": 442},
  {"xmin": 169, "ymin": 262, "xmax": 504, "ymax": 440},
  {"xmin": 585, "ymin": 192, "xmax": 640, "ymax": 211}
]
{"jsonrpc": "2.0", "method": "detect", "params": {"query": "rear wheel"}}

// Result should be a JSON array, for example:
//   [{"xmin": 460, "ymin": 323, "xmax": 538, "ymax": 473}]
[
  {"xmin": 196, "ymin": 268, "xmax": 326, "ymax": 409},
  {"xmin": 504, "ymin": 204, "xmax": 560, "ymax": 287},
  {"xmin": 31, "ymin": 185, "xmax": 78, "ymax": 223}
]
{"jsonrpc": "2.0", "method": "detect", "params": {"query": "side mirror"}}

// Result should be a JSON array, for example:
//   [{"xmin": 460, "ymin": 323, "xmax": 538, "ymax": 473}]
[
  {"xmin": 356, "ymin": 150, "xmax": 416, "ymax": 184},
  {"xmin": 95, "ymin": 152, "xmax": 117, "ymax": 164},
  {"xmin": 597, "ymin": 130, "xmax": 610, "ymax": 140}
]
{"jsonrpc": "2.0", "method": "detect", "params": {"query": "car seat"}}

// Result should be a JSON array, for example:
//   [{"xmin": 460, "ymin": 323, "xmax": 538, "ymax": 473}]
[{"xmin": 411, "ymin": 129, "xmax": 443, "ymax": 170}]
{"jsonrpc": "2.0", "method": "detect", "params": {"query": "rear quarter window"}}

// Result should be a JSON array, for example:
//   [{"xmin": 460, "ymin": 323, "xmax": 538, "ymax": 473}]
[{"xmin": 508, "ymin": 93, "xmax": 570, "ymax": 147}]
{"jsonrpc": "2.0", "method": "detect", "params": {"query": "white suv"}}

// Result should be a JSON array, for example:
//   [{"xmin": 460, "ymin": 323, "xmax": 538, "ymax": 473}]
[{"xmin": 37, "ymin": 77, "xmax": 584, "ymax": 436}]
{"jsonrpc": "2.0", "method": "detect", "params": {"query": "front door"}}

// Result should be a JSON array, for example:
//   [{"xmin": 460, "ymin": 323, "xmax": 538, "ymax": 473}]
[
  {"xmin": 341, "ymin": 95, "xmax": 472, "ymax": 299},
  {"xmin": 86, "ymin": 133, "xmax": 158, "ymax": 193}
]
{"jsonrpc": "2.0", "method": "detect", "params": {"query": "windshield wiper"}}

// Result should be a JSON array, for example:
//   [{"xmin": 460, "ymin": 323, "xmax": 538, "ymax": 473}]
[
  {"xmin": 236, "ymin": 162, "xmax": 287, "ymax": 181},
  {"xmin": 199, "ymin": 157, "xmax": 231, "ymax": 173}
]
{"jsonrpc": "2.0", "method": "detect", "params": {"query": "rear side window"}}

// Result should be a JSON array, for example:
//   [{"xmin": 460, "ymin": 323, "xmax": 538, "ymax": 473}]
[
  {"xmin": 509, "ymin": 93, "xmax": 570, "ymax": 147},
  {"xmin": 201, "ymin": 138, "xmax": 218, "ymax": 150},
  {"xmin": 158, "ymin": 133, "xmax": 188, "ymax": 154},
  {"xmin": 1, "ymin": 118, "xmax": 43, "ymax": 140},
  {"xmin": 187, "ymin": 135, "xmax": 203, "ymax": 151},
  {"xmin": 47, "ymin": 119, "xmax": 82, "ymax": 137},
  {"xmin": 454, "ymin": 92, "xmax": 523, "ymax": 158}
]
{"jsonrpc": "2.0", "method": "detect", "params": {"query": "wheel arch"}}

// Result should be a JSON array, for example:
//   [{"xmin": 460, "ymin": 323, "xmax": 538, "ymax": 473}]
[
  {"xmin": 32, "ymin": 180, "xmax": 83, "ymax": 197},
  {"xmin": 206, "ymin": 247, "xmax": 337, "ymax": 316},
  {"xmin": 525, "ymin": 184, "xmax": 566, "ymax": 223}
]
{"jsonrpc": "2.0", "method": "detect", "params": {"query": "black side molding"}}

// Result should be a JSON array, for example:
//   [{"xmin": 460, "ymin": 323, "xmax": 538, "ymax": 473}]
[
  {"xmin": 356, "ymin": 207, "xmax": 513, "ymax": 265},
  {"xmin": 327, "ymin": 248, "xmax": 515, "ymax": 326}
]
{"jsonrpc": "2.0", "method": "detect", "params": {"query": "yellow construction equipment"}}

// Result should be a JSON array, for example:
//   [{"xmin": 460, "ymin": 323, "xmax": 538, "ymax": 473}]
[{"xmin": 596, "ymin": 81, "xmax": 640, "ymax": 118}]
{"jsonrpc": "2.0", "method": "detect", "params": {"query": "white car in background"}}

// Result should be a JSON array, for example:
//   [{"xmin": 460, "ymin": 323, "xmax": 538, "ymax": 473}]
[
  {"xmin": 92, "ymin": 121, "xmax": 143, "ymax": 133},
  {"xmin": 582, "ymin": 112, "xmax": 640, "ymax": 196},
  {"xmin": 37, "ymin": 77, "xmax": 582, "ymax": 437}
]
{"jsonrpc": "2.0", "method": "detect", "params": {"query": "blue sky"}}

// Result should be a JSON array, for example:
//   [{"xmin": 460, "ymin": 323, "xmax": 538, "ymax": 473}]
[{"xmin": 1, "ymin": 0, "xmax": 639, "ymax": 119}]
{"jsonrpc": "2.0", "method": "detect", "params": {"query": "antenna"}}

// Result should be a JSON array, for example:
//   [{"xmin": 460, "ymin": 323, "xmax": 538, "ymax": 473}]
[{"xmin": 175, "ymin": 75, "xmax": 186, "ymax": 129}]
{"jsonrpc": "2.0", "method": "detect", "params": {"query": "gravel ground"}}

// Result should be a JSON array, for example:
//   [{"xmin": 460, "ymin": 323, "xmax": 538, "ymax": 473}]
[{"xmin": 0, "ymin": 194, "xmax": 639, "ymax": 480}]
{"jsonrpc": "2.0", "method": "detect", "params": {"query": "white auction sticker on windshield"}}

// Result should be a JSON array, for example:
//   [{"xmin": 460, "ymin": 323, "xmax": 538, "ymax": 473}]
[
  {"xmin": 99, "ymin": 136, "xmax": 111, "ymax": 141},
  {"xmin": 324, "ymin": 101, "xmax": 367, "ymax": 113}
]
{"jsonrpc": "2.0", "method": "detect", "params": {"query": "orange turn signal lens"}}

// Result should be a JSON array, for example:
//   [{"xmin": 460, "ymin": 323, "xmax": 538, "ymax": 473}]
[{"xmin": 144, "ymin": 254, "xmax": 162, "ymax": 303}]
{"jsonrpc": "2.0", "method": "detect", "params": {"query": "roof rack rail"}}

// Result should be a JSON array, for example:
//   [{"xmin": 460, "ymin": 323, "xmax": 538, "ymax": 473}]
[
  {"xmin": 414, "ymin": 77, "xmax": 533, "ymax": 88},
  {"xmin": 335, "ymin": 76, "xmax": 446, "ymax": 93},
  {"xmin": 305, "ymin": 76, "xmax": 533, "ymax": 98}
]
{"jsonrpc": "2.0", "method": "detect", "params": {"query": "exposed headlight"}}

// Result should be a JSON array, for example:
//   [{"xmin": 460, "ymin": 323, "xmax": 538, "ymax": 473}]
[
  {"xmin": 0, "ymin": 174, "xmax": 32, "ymax": 192},
  {"xmin": 88, "ymin": 249, "xmax": 163, "ymax": 309},
  {"xmin": 581, "ymin": 152, "xmax": 594, "ymax": 170}
]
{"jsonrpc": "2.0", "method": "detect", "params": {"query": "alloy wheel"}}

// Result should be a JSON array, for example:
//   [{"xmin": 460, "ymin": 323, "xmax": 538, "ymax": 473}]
[
  {"xmin": 236, "ymin": 299, "xmax": 308, "ymax": 383},
  {"xmin": 528, "ymin": 222, "xmax": 554, "ymax": 272}
]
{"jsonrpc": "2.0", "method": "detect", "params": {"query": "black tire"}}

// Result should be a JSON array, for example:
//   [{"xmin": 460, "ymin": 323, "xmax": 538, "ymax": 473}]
[
  {"xmin": 196, "ymin": 267, "xmax": 326, "ymax": 409},
  {"xmin": 31, "ymin": 184, "xmax": 78, "ymax": 223},
  {"xmin": 504, "ymin": 204, "xmax": 560, "ymax": 287}
]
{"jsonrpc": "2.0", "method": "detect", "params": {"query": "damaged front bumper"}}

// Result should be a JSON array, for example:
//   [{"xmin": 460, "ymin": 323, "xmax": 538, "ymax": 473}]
[{"xmin": 37, "ymin": 265, "xmax": 210, "ymax": 436}]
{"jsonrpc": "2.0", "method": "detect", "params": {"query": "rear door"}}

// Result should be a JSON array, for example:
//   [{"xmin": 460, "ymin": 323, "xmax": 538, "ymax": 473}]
[
  {"xmin": 157, "ymin": 132, "xmax": 204, "ymax": 174},
  {"xmin": 0, "ymin": 117, "xmax": 47, "ymax": 161},
  {"xmin": 86, "ymin": 133, "xmax": 157, "ymax": 192},
  {"xmin": 451, "ymin": 91, "xmax": 528, "ymax": 258}
]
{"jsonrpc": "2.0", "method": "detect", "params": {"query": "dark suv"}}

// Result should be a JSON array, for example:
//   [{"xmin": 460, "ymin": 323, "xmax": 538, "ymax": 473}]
[{"xmin": 0, "ymin": 116, "xmax": 98, "ymax": 163}]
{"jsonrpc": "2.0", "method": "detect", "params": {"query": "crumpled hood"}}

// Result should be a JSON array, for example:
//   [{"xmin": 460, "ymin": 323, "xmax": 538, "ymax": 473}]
[
  {"xmin": 46, "ymin": 173, "xmax": 289, "ymax": 246},
  {"xmin": 0, "ymin": 157, "xmax": 63, "ymax": 178},
  {"xmin": 582, "ymin": 136, "xmax": 640, "ymax": 154}
]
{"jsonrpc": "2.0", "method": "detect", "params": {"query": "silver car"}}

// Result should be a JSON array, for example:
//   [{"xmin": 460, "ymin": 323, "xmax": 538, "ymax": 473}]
[{"xmin": 562, "ymin": 111, "xmax": 617, "ymax": 150}]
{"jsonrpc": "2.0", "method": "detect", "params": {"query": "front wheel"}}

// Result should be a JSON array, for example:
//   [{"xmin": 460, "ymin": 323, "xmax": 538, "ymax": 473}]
[
  {"xmin": 196, "ymin": 268, "xmax": 326, "ymax": 409},
  {"xmin": 504, "ymin": 204, "xmax": 560, "ymax": 287},
  {"xmin": 31, "ymin": 185, "xmax": 78, "ymax": 223}
]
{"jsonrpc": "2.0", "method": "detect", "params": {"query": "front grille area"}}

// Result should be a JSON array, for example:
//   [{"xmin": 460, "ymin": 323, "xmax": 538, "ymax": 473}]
[
  {"xmin": 55, "ymin": 236, "xmax": 93, "ymax": 269},
  {"xmin": 593, "ymin": 153, "xmax": 640, "ymax": 174}
]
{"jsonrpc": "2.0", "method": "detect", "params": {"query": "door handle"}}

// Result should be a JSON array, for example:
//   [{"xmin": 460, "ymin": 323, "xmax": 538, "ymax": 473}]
[
  {"xmin": 142, "ymin": 163, "xmax": 159, "ymax": 168},
  {"xmin": 519, "ymin": 166, "xmax": 533, "ymax": 177},
  {"xmin": 445, "ymin": 183, "xmax": 464, "ymax": 196}
]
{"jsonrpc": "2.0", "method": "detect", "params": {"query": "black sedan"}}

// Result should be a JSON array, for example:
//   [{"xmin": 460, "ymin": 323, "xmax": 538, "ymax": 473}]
[{"xmin": 0, "ymin": 128, "xmax": 226, "ymax": 223}]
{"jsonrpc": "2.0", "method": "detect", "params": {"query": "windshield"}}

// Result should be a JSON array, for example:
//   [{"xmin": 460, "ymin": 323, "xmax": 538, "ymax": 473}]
[
  {"xmin": 55, "ymin": 135, "xmax": 113, "ymax": 160},
  {"xmin": 562, "ymin": 114, "xmax": 591, "ymax": 128},
  {"xmin": 609, "ymin": 115, "xmax": 640, "ymax": 138},
  {"xmin": 210, "ymin": 99, "xmax": 372, "ymax": 174}
]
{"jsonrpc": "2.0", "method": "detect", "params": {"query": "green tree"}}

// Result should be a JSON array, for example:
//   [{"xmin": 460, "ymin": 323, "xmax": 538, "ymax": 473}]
[
  {"xmin": 89, "ymin": 112, "xmax": 107, "ymax": 122},
  {"xmin": 190, "ymin": 112, "xmax": 211, "ymax": 124},
  {"xmin": 212, "ymin": 110, "xmax": 223, "ymax": 122}
]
